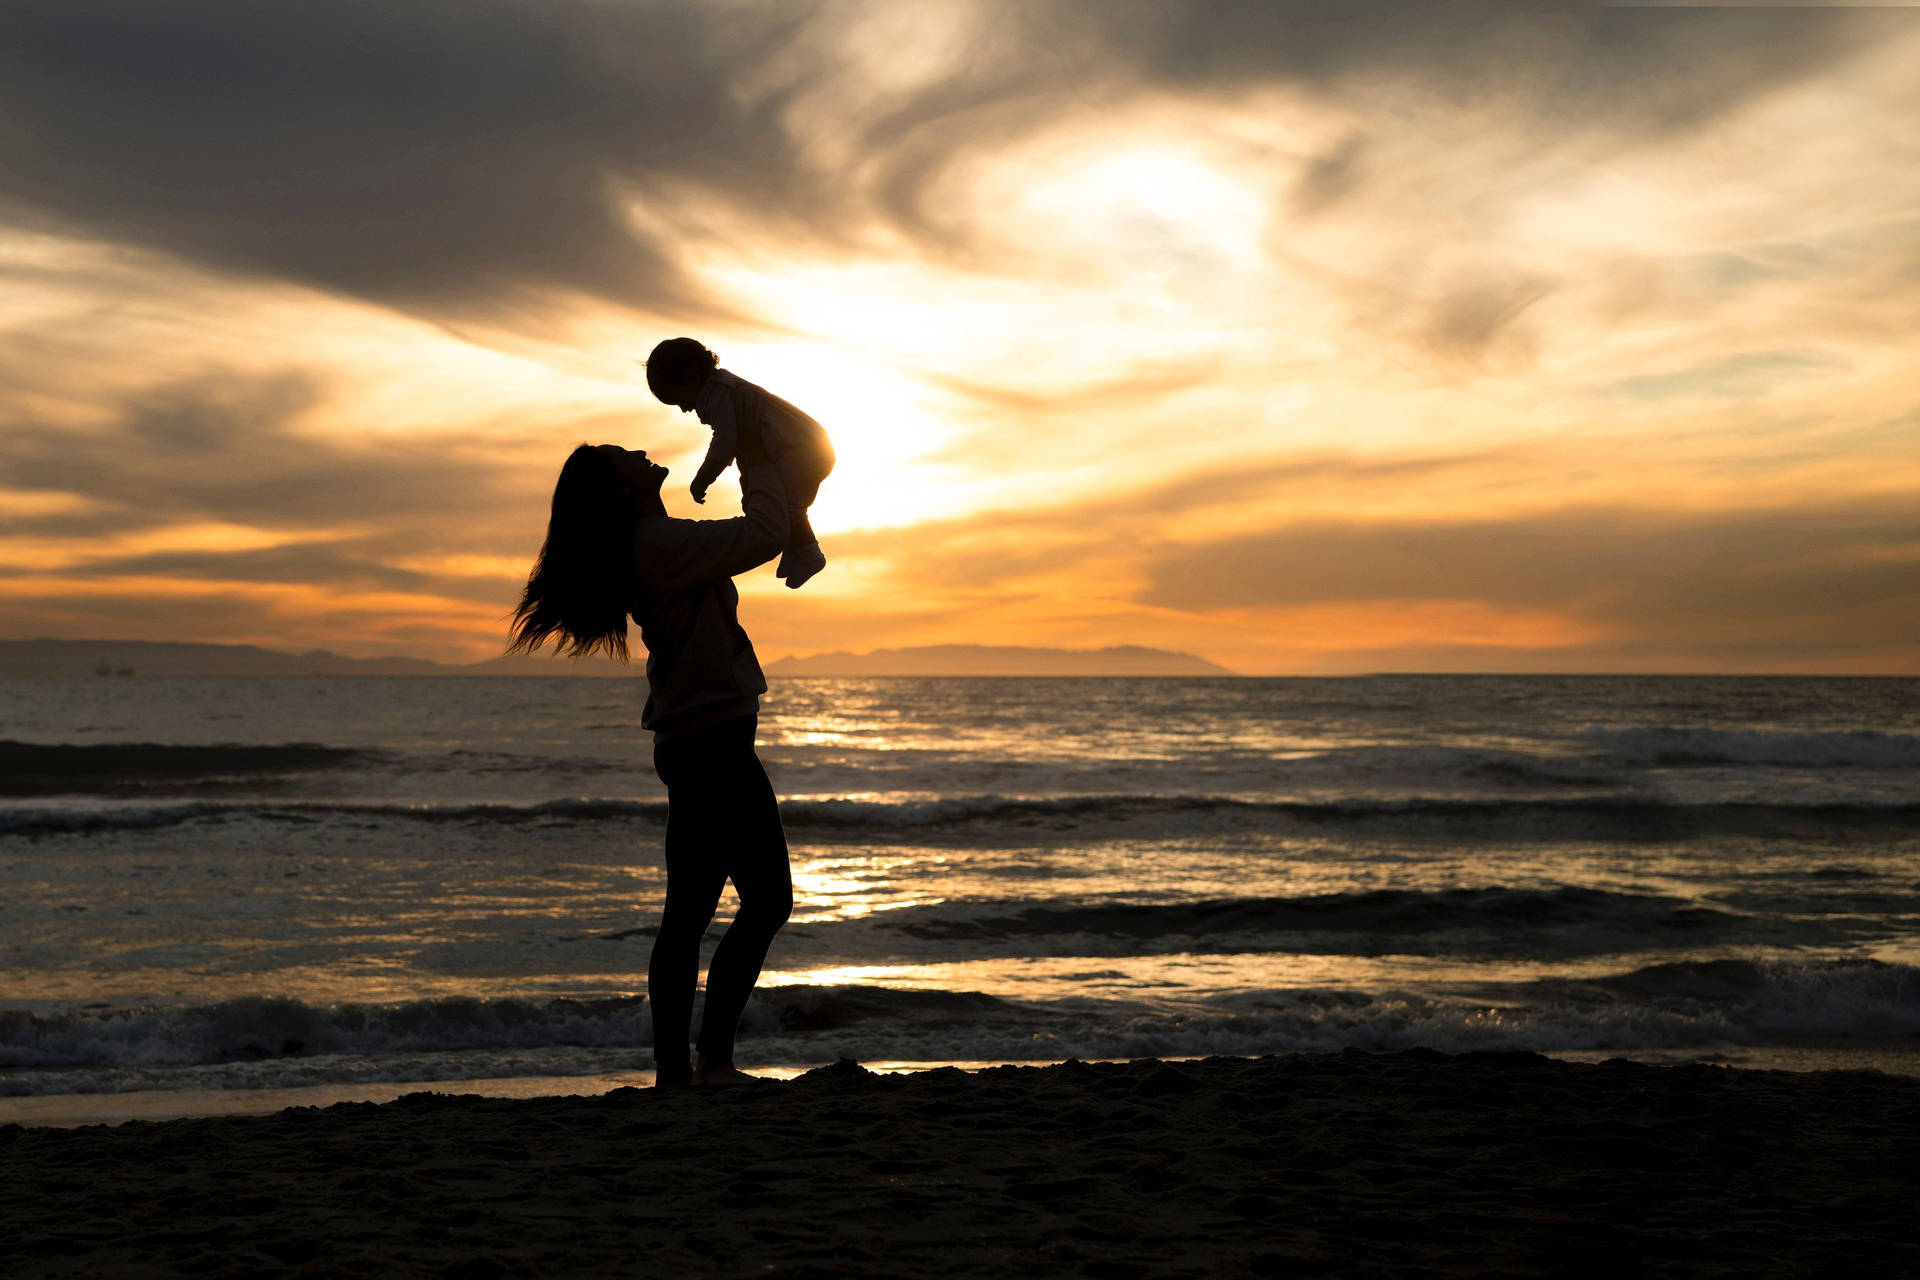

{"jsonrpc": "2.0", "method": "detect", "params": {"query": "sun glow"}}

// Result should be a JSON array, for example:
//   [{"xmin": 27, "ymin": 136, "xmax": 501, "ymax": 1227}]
[
  {"xmin": 4, "ymin": 6, "xmax": 1918, "ymax": 672},
  {"xmin": 675, "ymin": 321, "xmax": 970, "ymax": 534}
]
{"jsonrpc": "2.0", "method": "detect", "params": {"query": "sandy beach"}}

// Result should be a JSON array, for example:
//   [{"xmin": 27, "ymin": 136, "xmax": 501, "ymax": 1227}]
[{"xmin": 6, "ymin": 1049, "xmax": 1918, "ymax": 1278}]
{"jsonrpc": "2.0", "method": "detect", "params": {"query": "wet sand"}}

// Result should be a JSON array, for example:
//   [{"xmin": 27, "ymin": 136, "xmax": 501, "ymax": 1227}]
[{"xmin": 6, "ymin": 1049, "xmax": 1918, "ymax": 1278}]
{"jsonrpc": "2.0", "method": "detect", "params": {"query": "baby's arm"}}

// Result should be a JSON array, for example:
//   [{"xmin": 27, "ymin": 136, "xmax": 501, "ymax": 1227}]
[
  {"xmin": 689, "ymin": 389, "xmax": 737, "ymax": 505},
  {"xmin": 634, "ymin": 419, "xmax": 788, "ymax": 588}
]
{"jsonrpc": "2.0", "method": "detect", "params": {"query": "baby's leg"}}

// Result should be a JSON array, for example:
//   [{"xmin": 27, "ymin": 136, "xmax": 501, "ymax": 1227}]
[
  {"xmin": 778, "ymin": 451, "xmax": 826, "ymax": 518},
  {"xmin": 775, "ymin": 501, "xmax": 826, "ymax": 587},
  {"xmin": 786, "ymin": 504, "xmax": 817, "ymax": 551},
  {"xmin": 774, "ymin": 454, "xmax": 828, "ymax": 587}
]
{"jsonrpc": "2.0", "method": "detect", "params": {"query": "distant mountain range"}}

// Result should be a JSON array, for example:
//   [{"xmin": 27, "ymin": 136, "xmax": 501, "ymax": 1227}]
[
  {"xmin": 0, "ymin": 639, "xmax": 1237, "ymax": 677},
  {"xmin": 765, "ymin": 645, "xmax": 1237, "ymax": 676}
]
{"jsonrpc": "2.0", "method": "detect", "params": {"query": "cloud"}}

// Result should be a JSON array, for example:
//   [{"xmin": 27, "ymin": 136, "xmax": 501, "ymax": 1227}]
[
  {"xmin": 1083, "ymin": 2, "xmax": 1881, "ymax": 135},
  {"xmin": 1418, "ymin": 271, "xmax": 1555, "ymax": 361},
  {"xmin": 923, "ymin": 358, "xmax": 1222, "ymax": 418},
  {"xmin": 1140, "ymin": 500, "xmax": 1920, "ymax": 652},
  {"xmin": 1290, "ymin": 134, "xmax": 1367, "ymax": 216},
  {"xmin": 0, "ymin": 0, "xmax": 807, "ymax": 323},
  {"xmin": 123, "ymin": 372, "xmax": 321, "ymax": 454},
  {"xmin": 826, "ymin": 445, "xmax": 1535, "ymax": 574},
  {"xmin": 41, "ymin": 543, "xmax": 422, "ymax": 592},
  {"xmin": 0, "ymin": 0, "xmax": 1895, "ymax": 330},
  {"xmin": 0, "ymin": 577, "xmax": 506, "ymax": 657},
  {"xmin": 757, "ymin": 446, "xmax": 1920, "ymax": 669},
  {"xmin": 0, "ymin": 359, "xmax": 623, "ymax": 653},
  {"xmin": 0, "ymin": 2, "xmax": 1914, "ymax": 672},
  {"xmin": 1598, "ymin": 351, "xmax": 1846, "ymax": 405},
  {"xmin": 0, "ymin": 367, "xmax": 530, "ymax": 541}
]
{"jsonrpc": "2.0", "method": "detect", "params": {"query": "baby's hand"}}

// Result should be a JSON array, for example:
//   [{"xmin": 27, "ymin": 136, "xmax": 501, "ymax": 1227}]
[{"xmin": 689, "ymin": 479, "xmax": 708, "ymax": 505}]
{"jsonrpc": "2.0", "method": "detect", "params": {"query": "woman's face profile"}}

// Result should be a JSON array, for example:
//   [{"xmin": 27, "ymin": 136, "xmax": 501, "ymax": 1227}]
[{"xmin": 596, "ymin": 444, "xmax": 668, "ymax": 504}]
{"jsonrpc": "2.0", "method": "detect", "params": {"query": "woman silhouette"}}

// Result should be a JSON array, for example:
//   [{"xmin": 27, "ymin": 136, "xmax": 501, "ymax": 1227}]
[{"xmin": 509, "ymin": 413, "xmax": 790, "ymax": 1086}]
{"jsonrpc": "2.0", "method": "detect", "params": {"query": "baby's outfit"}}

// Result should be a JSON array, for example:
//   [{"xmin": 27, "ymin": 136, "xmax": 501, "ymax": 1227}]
[{"xmin": 692, "ymin": 369, "xmax": 835, "ymax": 587}]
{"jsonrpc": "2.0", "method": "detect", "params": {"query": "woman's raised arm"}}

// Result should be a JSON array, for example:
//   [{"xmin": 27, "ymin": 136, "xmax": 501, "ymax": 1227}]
[{"xmin": 631, "ymin": 408, "xmax": 788, "ymax": 594}]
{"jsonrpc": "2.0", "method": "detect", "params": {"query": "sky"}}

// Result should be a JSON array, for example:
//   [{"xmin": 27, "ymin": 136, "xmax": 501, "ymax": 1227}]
[{"xmin": 1, "ymin": 0, "xmax": 1917, "ymax": 675}]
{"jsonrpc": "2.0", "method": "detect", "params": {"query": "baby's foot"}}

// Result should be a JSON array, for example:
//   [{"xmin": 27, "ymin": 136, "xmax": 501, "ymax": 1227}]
[{"xmin": 782, "ymin": 541, "xmax": 826, "ymax": 589}]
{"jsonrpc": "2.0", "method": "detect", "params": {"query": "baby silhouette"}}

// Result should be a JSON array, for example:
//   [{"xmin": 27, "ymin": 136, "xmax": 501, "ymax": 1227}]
[{"xmin": 644, "ymin": 337, "xmax": 836, "ymax": 588}]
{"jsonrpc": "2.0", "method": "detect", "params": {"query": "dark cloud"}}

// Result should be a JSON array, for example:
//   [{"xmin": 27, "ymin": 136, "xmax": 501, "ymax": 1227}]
[
  {"xmin": 0, "ymin": 362, "xmax": 606, "ymax": 655},
  {"xmin": 0, "ymin": 368, "xmax": 533, "ymax": 542},
  {"xmin": 1291, "ymin": 134, "xmax": 1367, "ymax": 216},
  {"xmin": 38, "ymin": 543, "xmax": 423, "ymax": 593},
  {"xmin": 1419, "ymin": 271, "xmax": 1555, "ymax": 361},
  {"xmin": 124, "ymin": 373, "xmax": 319, "ymax": 453},
  {"xmin": 0, "ymin": 0, "xmax": 813, "ymax": 322},
  {"xmin": 0, "ymin": 586, "xmax": 496, "ymax": 656},
  {"xmin": 20, "ymin": 533, "xmax": 525, "ymax": 608},
  {"xmin": 1141, "ymin": 502, "xmax": 1920, "ymax": 650},
  {"xmin": 1080, "ymin": 1, "xmax": 1881, "ymax": 137},
  {"xmin": 0, "ymin": 1, "xmax": 1895, "ymax": 324},
  {"xmin": 2, "ymin": 507, "xmax": 166, "ymax": 540},
  {"xmin": 0, "ymin": 365, "xmax": 563, "ymax": 648}
]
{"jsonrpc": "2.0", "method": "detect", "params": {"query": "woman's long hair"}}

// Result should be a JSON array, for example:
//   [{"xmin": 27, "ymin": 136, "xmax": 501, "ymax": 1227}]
[{"xmin": 508, "ymin": 445, "xmax": 636, "ymax": 662}]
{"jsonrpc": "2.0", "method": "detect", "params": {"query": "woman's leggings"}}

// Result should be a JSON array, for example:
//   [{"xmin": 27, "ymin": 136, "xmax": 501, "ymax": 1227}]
[{"xmin": 647, "ymin": 715, "xmax": 792, "ymax": 1074}]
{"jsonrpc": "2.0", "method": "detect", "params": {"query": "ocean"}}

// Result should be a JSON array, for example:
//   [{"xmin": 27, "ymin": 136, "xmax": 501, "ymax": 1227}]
[{"xmin": 4, "ymin": 674, "xmax": 1919, "ymax": 1123}]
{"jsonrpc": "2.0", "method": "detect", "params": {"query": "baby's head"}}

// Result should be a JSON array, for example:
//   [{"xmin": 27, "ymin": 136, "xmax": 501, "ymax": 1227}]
[{"xmin": 644, "ymin": 337, "xmax": 718, "ymax": 412}]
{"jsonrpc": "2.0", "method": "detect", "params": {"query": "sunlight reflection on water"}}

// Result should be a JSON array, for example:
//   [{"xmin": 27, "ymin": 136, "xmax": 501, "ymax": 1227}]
[{"xmin": 5, "ymin": 674, "xmax": 1918, "ymax": 1093}]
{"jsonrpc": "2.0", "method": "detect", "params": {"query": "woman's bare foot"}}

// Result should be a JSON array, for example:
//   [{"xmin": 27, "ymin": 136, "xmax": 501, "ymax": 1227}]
[{"xmin": 691, "ymin": 1058, "xmax": 760, "ymax": 1086}]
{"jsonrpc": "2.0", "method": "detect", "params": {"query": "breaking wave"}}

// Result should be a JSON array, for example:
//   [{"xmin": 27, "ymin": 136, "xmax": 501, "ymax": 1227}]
[
  {"xmin": 7, "ymin": 961, "xmax": 1917, "ymax": 1095},
  {"xmin": 10, "ymin": 791, "xmax": 1920, "ymax": 839},
  {"xmin": 0, "ymin": 740, "xmax": 364, "ymax": 797},
  {"xmin": 880, "ymin": 886, "xmax": 1779, "ymax": 958},
  {"xmin": 993, "ymin": 957, "xmax": 1920, "ymax": 1063},
  {"xmin": 1585, "ymin": 727, "xmax": 1920, "ymax": 768},
  {"xmin": 0, "ymin": 994, "xmax": 656, "ymax": 1076}
]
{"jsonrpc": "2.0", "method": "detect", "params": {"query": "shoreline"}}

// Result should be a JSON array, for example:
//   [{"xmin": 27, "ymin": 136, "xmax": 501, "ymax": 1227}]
[
  {"xmin": 8, "ymin": 1039, "xmax": 1920, "ymax": 1129},
  {"xmin": 7, "ymin": 1049, "xmax": 1917, "ymax": 1278},
  {"xmin": 10, "ymin": 1037, "xmax": 1920, "ymax": 1130}
]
